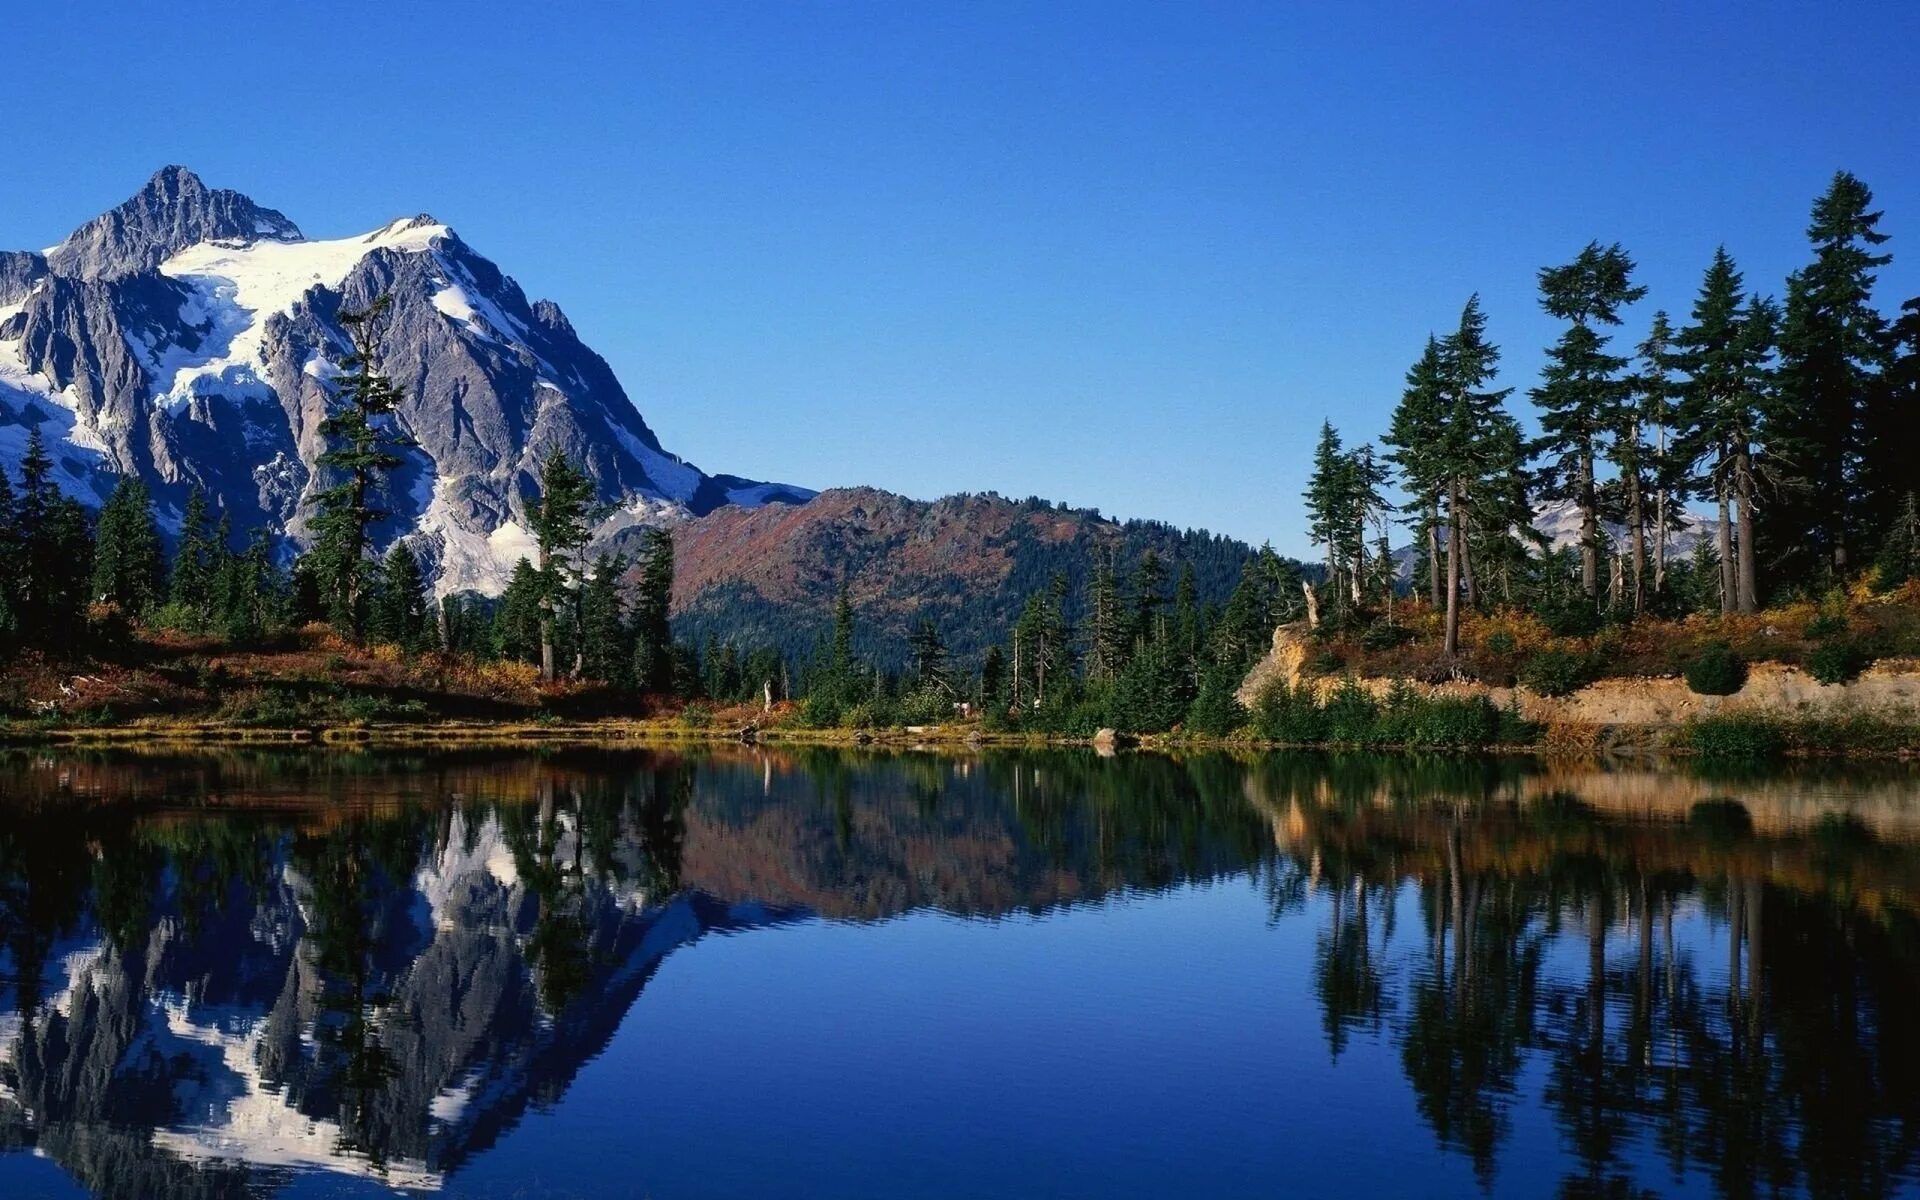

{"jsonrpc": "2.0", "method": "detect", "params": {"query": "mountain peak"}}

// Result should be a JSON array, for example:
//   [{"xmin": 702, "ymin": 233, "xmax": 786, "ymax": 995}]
[
  {"xmin": 46, "ymin": 165, "xmax": 303, "ymax": 280},
  {"xmin": 145, "ymin": 163, "xmax": 204, "ymax": 193}
]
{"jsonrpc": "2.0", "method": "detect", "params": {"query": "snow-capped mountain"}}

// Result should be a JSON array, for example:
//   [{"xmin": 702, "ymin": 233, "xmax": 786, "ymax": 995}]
[
  {"xmin": 1393, "ymin": 497, "xmax": 1715, "ymax": 582},
  {"xmin": 1530, "ymin": 496, "xmax": 1713, "ymax": 560},
  {"xmin": 0, "ymin": 167, "xmax": 812, "ymax": 594}
]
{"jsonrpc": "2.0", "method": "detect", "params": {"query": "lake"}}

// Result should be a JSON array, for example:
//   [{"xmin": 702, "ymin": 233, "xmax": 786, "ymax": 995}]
[{"xmin": 0, "ymin": 746, "xmax": 1915, "ymax": 1199}]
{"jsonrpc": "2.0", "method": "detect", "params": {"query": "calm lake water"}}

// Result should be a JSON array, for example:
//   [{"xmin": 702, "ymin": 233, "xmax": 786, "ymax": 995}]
[{"xmin": 0, "ymin": 747, "xmax": 1915, "ymax": 1199}]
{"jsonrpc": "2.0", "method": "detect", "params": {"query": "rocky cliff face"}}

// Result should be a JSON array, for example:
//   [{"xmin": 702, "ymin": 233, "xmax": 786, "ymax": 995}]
[{"xmin": 0, "ymin": 167, "xmax": 811, "ymax": 594}]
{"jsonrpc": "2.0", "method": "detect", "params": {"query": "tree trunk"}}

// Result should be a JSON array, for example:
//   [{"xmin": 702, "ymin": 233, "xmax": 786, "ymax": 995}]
[
  {"xmin": 1626, "ymin": 433, "xmax": 1646, "ymax": 614},
  {"xmin": 1301, "ymin": 579, "xmax": 1320, "ymax": 630},
  {"xmin": 1735, "ymin": 444, "xmax": 1758, "ymax": 613},
  {"xmin": 1458, "ymin": 506, "xmax": 1479, "ymax": 609},
  {"xmin": 1444, "ymin": 485, "xmax": 1462, "ymax": 658},
  {"xmin": 1716, "ymin": 482, "xmax": 1735, "ymax": 616},
  {"xmin": 537, "ymin": 545, "xmax": 557, "ymax": 682},
  {"xmin": 1426, "ymin": 499, "xmax": 1443, "ymax": 609},
  {"xmin": 1653, "ymin": 425, "xmax": 1669, "ymax": 596},
  {"xmin": 1580, "ymin": 451, "xmax": 1599, "ymax": 600}
]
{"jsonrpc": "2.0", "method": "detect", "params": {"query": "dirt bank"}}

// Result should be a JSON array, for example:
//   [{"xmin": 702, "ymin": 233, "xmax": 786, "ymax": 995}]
[{"xmin": 1238, "ymin": 622, "xmax": 1920, "ymax": 732}]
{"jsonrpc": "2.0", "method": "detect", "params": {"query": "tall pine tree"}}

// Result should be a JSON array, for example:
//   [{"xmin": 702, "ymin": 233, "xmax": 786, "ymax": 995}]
[
  {"xmin": 91, "ymin": 474, "xmax": 166, "ymax": 617},
  {"xmin": 1766, "ymin": 171, "xmax": 1891, "ymax": 584},
  {"xmin": 309, "ymin": 296, "xmax": 411, "ymax": 635},
  {"xmin": 1530, "ymin": 241, "xmax": 1646, "ymax": 602},
  {"xmin": 525, "ymin": 450, "xmax": 596, "ymax": 681}
]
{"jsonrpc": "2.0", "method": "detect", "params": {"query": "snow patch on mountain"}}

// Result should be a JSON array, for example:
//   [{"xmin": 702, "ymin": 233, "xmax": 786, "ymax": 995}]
[
  {"xmin": 153, "ymin": 220, "xmax": 450, "ymax": 411},
  {"xmin": 1394, "ymin": 497, "xmax": 1717, "ymax": 582}
]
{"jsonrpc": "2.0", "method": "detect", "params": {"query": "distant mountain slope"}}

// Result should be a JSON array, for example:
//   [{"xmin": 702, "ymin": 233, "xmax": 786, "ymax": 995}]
[
  {"xmin": 657, "ymin": 487, "xmax": 1268, "ymax": 669},
  {"xmin": 0, "ymin": 166, "xmax": 811, "ymax": 594}
]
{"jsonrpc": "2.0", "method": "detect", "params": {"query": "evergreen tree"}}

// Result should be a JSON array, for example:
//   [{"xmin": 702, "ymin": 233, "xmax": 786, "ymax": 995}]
[
  {"xmin": 1435, "ymin": 296, "xmax": 1517, "ymax": 656},
  {"xmin": 1304, "ymin": 421, "xmax": 1348, "ymax": 603},
  {"xmin": 169, "ymin": 485, "xmax": 216, "ymax": 625},
  {"xmin": 1186, "ymin": 661, "xmax": 1247, "ymax": 736},
  {"xmin": 828, "ymin": 578, "xmax": 857, "ymax": 702},
  {"xmin": 493, "ymin": 558, "xmax": 544, "ymax": 664},
  {"xmin": 217, "ymin": 527, "xmax": 284, "ymax": 641},
  {"xmin": 979, "ymin": 643, "xmax": 1005, "ymax": 708},
  {"xmin": 1676, "ymin": 249, "xmax": 1774, "ymax": 613},
  {"xmin": 1011, "ymin": 574, "xmax": 1070, "ymax": 707},
  {"xmin": 1170, "ymin": 562, "xmax": 1203, "ymax": 687},
  {"xmin": 1530, "ymin": 242, "xmax": 1646, "ymax": 602},
  {"xmin": 1342, "ymin": 443, "xmax": 1391, "ymax": 609},
  {"xmin": 1767, "ymin": 171, "xmax": 1892, "ymax": 584},
  {"xmin": 525, "ymin": 449, "xmax": 596, "ymax": 680},
  {"xmin": 369, "ymin": 541, "xmax": 431, "ymax": 650},
  {"xmin": 1130, "ymin": 550, "xmax": 1166, "ymax": 647},
  {"xmin": 14, "ymin": 427, "xmax": 92, "ymax": 645},
  {"xmin": 1629, "ymin": 311, "xmax": 1686, "ymax": 601},
  {"xmin": 578, "ymin": 553, "xmax": 629, "ymax": 684},
  {"xmin": 700, "ymin": 631, "xmax": 723, "ymax": 698},
  {"xmin": 1867, "ymin": 296, "xmax": 1920, "ymax": 573},
  {"xmin": 1876, "ymin": 491, "xmax": 1920, "ymax": 589},
  {"xmin": 1083, "ymin": 548, "xmax": 1129, "ymax": 684},
  {"xmin": 308, "ymin": 296, "xmax": 411, "ymax": 635},
  {"xmin": 630, "ymin": 528, "xmax": 675, "ymax": 693},
  {"xmin": 0, "ymin": 466, "xmax": 16, "ymax": 641},
  {"xmin": 909, "ymin": 618, "xmax": 949, "ymax": 693},
  {"xmin": 91, "ymin": 474, "xmax": 166, "ymax": 617},
  {"xmin": 1384, "ymin": 337, "xmax": 1449, "ymax": 608}
]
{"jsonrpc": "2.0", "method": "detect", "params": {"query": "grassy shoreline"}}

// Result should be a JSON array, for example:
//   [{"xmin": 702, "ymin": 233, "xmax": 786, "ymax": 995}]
[{"xmin": 4, "ymin": 711, "xmax": 1917, "ymax": 762}]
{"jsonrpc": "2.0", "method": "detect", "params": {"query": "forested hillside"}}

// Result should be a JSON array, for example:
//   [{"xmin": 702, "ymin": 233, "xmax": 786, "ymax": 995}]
[{"xmin": 657, "ymin": 487, "xmax": 1277, "ymax": 671}]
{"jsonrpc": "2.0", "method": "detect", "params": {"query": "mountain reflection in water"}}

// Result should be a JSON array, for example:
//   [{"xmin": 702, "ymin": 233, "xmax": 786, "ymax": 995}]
[{"xmin": 0, "ymin": 747, "xmax": 1914, "ymax": 1199}]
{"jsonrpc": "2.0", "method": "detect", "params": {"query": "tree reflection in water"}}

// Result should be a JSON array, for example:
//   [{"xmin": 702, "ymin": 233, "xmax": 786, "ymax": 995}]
[
  {"xmin": 0, "ymin": 746, "xmax": 1911, "ymax": 1199},
  {"xmin": 1248, "ymin": 757, "xmax": 1920, "ymax": 1199}
]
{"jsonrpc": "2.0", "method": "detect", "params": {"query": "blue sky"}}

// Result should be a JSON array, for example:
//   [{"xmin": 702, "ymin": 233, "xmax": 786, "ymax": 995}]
[{"xmin": 8, "ymin": 2, "xmax": 1918, "ymax": 556}]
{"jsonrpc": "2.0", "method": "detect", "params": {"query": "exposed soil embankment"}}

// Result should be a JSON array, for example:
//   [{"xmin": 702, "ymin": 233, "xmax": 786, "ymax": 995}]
[{"xmin": 1238, "ymin": 622, "xmax": 1920, "ymax": 734}]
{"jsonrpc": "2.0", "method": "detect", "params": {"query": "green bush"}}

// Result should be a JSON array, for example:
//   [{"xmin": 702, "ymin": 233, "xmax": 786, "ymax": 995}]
[
  {"xmin": 1804, "ymin": 612, "xmax": 1849, "ymax": 641},
  {"xmin": 800, "ymin": 694, "xmax": 843, "ymax": 728},
  {"xmin": 1495, "ymin": 696, "xmax": 1540, "ymax": 746},
  {"xmin": 1185, "ymin": 672, "xmax": 1247, "ymax": 737},
  {"xmin": 1322, "ymin": 681, "xmax": 1381, "ymax": 743},
  {"xmin": 678, "ymin": 702, "xmax": 715, "ymax": 729},
  {"xmin": 1518, "ymin": 648, "xmax": 1595, "ymax": 697},
  {"xmin": 1686, "ymin": 714, "xmax": 1781, "ymax": 760},
  {"xmin": 1484, "ymin": 629, "xmax": 1517, "ymax": 656},
  {"xmin": 1251, "ymin": 679, "xmax": 1507, "ymax": 750},
  {"xmin": 1253, "ymin": 681, "xmax": 1329, "ymax": 744},
  {"xmin": 1684, "ymin": 643, "xmax": 1748, "ymax": 696},
  {"xmin": 1377, "ymin": 690, "xmax": 1501, "ymax": 748},
  {"xmin": 1536, "ymin": 595, "xmax": 1602, "ymax": 637},
  {"xmin": 1805, "ymin": 641, "xmax": 1866, "ymax": 685},
  {"xmin": 897, "ymin": 687, "xmax": 952, "ymax": 726}
]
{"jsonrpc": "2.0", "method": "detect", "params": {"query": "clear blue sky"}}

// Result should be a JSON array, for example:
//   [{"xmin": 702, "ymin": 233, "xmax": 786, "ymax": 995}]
[{"xmin": 9, "ymin": 2, "xmax": 1918, "ymax": 556}]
